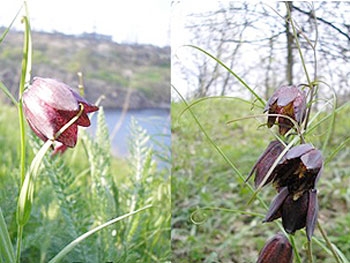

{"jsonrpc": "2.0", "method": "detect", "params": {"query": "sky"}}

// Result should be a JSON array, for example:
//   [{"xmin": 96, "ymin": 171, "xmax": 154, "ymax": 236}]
[
  {"xmin": 171, "ymin": 1, "xmax": 350, "ymax": 100},
  {"xmin": 0, "ymin": 0, "xmax": 170, "ymax": 47},
  {"xmin": 171, "ymin": 1, "xmax": 222, "ymax": 98},
  {"xmin": 171, "ymin": 1, "xmax": 220, "ymax": 50}
]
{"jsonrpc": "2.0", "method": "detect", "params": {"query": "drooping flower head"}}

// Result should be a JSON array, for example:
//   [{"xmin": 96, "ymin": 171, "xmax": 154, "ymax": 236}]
[
  {"xmin": 271, "ymin": 143, "xmax": 323, "ymax": 200},
  {"xmin": 265, "ymin": 85, "xmax": 306, "ymax": 135},
  {"xmin": 23, "ymin": 77, "xmax": 99, "ymax": 152},
  {"xmin": 247, "ymin": 143, "xmax": 323, "ymax": 199},
  {"xmin": 257, "ymin": 232, "xmax": 293, "ymax": 263},
  {"xmin": 264, "ymin": 187, "xmax": 318, "ymax": 241}
]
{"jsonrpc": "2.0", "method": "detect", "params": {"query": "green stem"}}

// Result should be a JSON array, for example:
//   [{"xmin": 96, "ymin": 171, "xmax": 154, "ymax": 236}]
[
  {"xmin": 18, "ymin": 102, "xmax": 26, "ymax": 184},
  {"xmin": 317, "ymin": 221, "xmax": 342, "ymax": 263},
  {"xmin": 16, "ymin": 2, "xmax": 32, "ymax": 261},
  {"xmin": 307, "ymin": 240, "xmax": 314, "ymax": 263},
  {"xmin": 15, "ymin": 225, "xmax": 23, "ymax": 263},
  {"xmin": 289, "ymin": 235, "xmax": 302, "ymax": 263},
  {"xmin": 285, "ymin": 3, "xmax": 318, "ymax": 132},
  {"xmin": 18, "ymin": 1, "xmax": 32, "ymax": 185}
]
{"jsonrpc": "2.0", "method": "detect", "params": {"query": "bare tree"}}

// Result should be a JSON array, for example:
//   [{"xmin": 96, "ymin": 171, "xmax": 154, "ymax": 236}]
[{"xmin": 175, "ymin": 2, "xmax": 350, "ymax": 101}]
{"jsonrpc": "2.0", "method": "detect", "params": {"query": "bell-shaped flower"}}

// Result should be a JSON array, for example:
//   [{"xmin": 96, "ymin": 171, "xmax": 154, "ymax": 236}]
[
  {"xmin": 264, "ymin": 187, "xmax": 318, "ymax": 240},
  {"xmin": 265, "ymin": 85, "xmax": 306, "ymax": 135},
  {"xmin": 247, "ymin": 140, "xmax": 285, "ymax": 188},
  {"xmin": 23, "ymin": 77, "xmax": 99, "ymax": 152},
  {"xmin": 272, "ymin": 143, "xmax": 323, "ymax": 200},
  {"xmin": 257, "ymin": 232, "xmax": 293, "ymax": 263}
]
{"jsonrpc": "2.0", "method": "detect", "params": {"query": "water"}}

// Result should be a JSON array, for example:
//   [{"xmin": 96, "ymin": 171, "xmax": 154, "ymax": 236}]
[{"xmin": 87, "ymin": 108, "xmax": 171, "ymax": 159}]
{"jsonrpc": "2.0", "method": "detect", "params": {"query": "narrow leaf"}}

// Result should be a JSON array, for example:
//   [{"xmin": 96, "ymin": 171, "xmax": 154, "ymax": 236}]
[
  {"xmin": 185, "ymin": 45, "xmax": 266, "ymax": 106},
  {"xmin": 0, "ymin": 4, "xmax": 23, "ymax": 44},
  {"xmin": 17, "ymin": 140, "xmax": 53, "ymax": 225},
  {"xmin": 0, "ymin": 81, "xmax": 17, "ymax": 105},
  {"xmin": 0, "ymin": 208, "xmax": 15, "ymax": 263},
  {"xmin": 48, "ymin": 204, "xmax": 152, "ymax": 263}
]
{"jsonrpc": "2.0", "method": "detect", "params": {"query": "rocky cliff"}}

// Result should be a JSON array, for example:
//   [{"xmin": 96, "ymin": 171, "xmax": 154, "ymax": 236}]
[{"xmin": 0, "ymin": 30, "xmax": 170, "ymax": 109}]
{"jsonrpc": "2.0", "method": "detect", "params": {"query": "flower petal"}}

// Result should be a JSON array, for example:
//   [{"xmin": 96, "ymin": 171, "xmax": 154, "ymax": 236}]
[
  {"xmin": 70, "ymin": 88, "xmax": 99, "ymax": 113},
  {"xmin": 247, "ymin": 140, "xmax": 285, "ymax": 188},
  {"xmin": 276, "ymin": 86, "xmax": 299, "ymax": 107},
  {"xmin": 306, "ymin": 189, "xmax": 318, "ymax": 241},
  {"xmin": 257, "ymin": 232, "xmax": 293, "ymax": 263},
  {"xmin": 285, "ymin": 144, "xmax": 314, "ymax": 160},
  {"xmin": 300, "ymin": 149, "xmax": 323, "ymax": 170},
  {"xmin": 293, "ymin": 91, "xmax": 306, "ymax": 123},
  {"xmin": 281, "ymin": 190, "xmax": 309, "ymax": 234},
  {"xmin": 23, "ymin": 77, "xmax": 99, "ymax": 152},
  {"xmin": 23, "ymin": 93, "xmax": 57, "ymax": 139},
  {"xmin": 51, "ymin": 142, "xmax": 68, "ymax": 156},
  {"xmin": 55, "ymin": 124, "xmax": 78, "ymax": 147},
  {"xmin": 30, "ymin": 77, "xmax": 79, "ymax": 111},
  {"xmin": 76, "ymin": 112, "xmax": 91, "ymax": 127},
  {"xmin": 264, "ymin": 187, "xmax": 289, "ymax": 223}
]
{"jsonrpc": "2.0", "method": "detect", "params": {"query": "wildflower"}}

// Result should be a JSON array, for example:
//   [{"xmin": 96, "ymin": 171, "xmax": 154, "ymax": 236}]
[
  {"xmin": 23, "ymin": 77, "xmax": 98, "ymax": 152},
  {"xmin": 264, "ymin": 187, "xmax": 318, "ymax": 240},
  {"xmin": 247, "ymin": 140, "xmax": 285, "ymax": 188},
  {"xmin": 272, "ymin": 144, "xmax": 323, "ymax": 199},
  {"xmin": 265, "ymin": 85, "xmax": 306, "ymax": 135},
  {"xmin": 257, "ymin": 232, "xmax": 293, "ymax": 263}
]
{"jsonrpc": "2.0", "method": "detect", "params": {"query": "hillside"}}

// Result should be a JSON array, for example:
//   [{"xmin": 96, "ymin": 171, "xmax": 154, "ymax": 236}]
[{"xmin": 0, "ymin": 29, "xmax": 170, "ymax": 109}]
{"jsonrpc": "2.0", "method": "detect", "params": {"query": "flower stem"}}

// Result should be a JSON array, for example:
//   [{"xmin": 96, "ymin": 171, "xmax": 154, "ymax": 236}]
[
  {"xmin": 18, "ymin": 103, "xmax": 26, "ymax": 185},
  {"xmin": 307, "ymin": 240, "xmax": 314, "ymax": 263},
  {"xmin": 53, "ymin": 103, "xmax": 84, "ymax": 139},
  {"xmin": 16, "ymin": 2, "xmax": 32, "ymax": 261},
  {"xmin": 15, "ymin": 225, "xmax": 23, "ymax": 263},
  {"xmin": 317, "ymin": 221, "xmax": 342, "ymax": 263},
  {"xmin": 289, "ymin": 235, "xmax": 302, "ymax": 263}
]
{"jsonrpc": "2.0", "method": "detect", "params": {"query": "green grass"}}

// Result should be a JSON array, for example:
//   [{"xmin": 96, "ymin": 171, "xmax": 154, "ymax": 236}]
[{"xmin": 171, "ymin": 98, "xmax": 350, "ymax": 263}]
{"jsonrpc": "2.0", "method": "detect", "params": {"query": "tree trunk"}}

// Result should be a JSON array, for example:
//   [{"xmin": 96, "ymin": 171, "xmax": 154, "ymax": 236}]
[{"xmin": 286, "ymin": 2, "xmax": 294, "ymax": 85}]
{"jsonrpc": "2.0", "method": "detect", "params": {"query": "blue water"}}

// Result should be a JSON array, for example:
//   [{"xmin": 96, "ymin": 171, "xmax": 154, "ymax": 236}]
[{"xmin": 87, "ymin": 108, "xmax": 171, "ymax": 159}]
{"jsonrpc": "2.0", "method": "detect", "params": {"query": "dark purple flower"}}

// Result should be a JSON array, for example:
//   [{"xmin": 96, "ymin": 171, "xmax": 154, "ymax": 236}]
[
  {"xmin": 257, "ymin": 232, "xmax": 293, "ymax": 263},
  {"xmin": 247, "ymin": 141, "xmax": 285, "ymax": 188},
  {"xmin": 23, "ymin": 77, "xmax": 99, "ymax": 151},
  {"xmin": 264, "ymin": 187, "xmax": 318, "ymax": 240},
  {"xmin": 265, "ymin": 85, "xmax": 306, "ymax": 135},
  {"xmin": 272, "ymin": 144, "xmax": 323, "ymax": 199}
]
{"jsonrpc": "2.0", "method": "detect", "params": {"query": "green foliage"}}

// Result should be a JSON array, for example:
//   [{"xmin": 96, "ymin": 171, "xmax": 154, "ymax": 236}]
[
  {"xmin": 124, "ymin": 118, "xmax": 171, "ymax": 262},
  {"xmin": 171, "ymin": 99, "xmax": 350, "ymax": 262}
]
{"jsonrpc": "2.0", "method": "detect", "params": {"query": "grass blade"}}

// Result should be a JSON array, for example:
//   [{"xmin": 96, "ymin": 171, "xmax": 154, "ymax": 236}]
[
  {"xmin": 178, "ymin": 95, "xmax": 263, "ymax": 121},
  {"xmin": 0, "ymin": 4, "xmax": 23, "ymax": 44},
  {"xmin": 185, "ymin": 44, "xmax": 266, "ymax": 107},
  {"xmin": 0, "ymin": 81, "xmax": 17, "ymax": 105},
  {"xmin": 0, "ymin": 208, "xmax": 15, "ymax": 263},
  {"xmin": 48, "ymin": 204, "xmax": 152, "ymax": 263}
]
